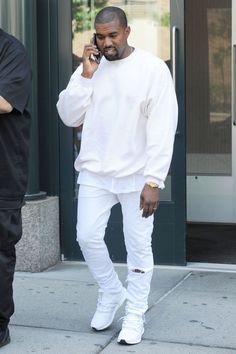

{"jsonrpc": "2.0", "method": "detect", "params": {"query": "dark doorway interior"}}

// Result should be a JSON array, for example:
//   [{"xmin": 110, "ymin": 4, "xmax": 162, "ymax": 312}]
[{"xmin": 187, "ymin": 224, "xmax": 236, "ymax": 264}]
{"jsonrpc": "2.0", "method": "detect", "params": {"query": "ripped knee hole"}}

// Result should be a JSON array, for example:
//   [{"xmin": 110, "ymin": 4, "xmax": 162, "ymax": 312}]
[{"xmin": 132, "ymin": 269, "xmax": 145, "ymax": 274}]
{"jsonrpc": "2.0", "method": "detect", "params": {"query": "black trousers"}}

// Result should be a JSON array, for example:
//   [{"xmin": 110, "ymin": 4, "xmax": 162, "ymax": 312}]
[{"xmin": 0, "ymin": 208, "xmax": 22, "ymax": 330}]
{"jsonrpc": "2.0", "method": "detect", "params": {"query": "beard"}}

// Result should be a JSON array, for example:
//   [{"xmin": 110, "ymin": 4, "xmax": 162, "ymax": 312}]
[{"xmin": 102, "ymin": 46, "xmax": 120, "ymax": 61}]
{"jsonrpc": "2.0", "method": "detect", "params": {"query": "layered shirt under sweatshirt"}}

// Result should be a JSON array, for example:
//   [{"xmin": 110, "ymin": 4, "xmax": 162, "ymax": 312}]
[{"xmin": 57, "ymin": 48, "xmax": 178, "ymax": 190}]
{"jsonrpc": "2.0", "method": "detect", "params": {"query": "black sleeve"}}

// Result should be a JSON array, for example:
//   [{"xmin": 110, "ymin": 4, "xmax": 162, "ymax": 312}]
[{"xmin": 0, "ymin": 42, "xmax": 31, "ymax": 114}]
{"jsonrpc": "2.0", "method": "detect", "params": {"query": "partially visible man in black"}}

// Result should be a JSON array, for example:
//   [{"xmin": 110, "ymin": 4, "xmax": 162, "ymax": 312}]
[{"xmin": 0, "ymin": 28, "xmax": 31, "ymax": 348}]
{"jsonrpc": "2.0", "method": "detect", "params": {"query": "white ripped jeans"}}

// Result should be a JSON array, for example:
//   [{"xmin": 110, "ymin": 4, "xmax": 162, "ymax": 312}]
[{"xmin": 76, "ymin": 185, "xmax": 154, "ymax": 315}]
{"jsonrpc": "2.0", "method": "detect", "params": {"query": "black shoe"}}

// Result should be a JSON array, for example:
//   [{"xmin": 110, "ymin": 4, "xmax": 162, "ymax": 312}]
[{"xmin": 0, "ymin": 327, "xmax": 10, "ymax": 348}]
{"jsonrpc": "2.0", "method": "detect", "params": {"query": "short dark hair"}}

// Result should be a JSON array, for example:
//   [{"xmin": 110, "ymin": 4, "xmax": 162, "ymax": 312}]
[{"xmin": 95, "ymin": 6, "xmax": 128, "ymax": 28}]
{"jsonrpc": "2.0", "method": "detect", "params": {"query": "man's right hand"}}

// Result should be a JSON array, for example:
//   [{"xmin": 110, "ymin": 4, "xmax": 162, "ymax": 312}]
[
  {"xmin": 81, "ymin": 43, "xmax": 100, "ymax": 79},
  {"xmin": 0, "ymin": 96, "xmax": 13, "ymax": 114}
]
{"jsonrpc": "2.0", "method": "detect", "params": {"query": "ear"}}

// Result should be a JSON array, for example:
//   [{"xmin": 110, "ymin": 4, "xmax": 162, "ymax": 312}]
[{"xmin": 125, "ymin": 26, "xmax": 131, "ymax": 37}]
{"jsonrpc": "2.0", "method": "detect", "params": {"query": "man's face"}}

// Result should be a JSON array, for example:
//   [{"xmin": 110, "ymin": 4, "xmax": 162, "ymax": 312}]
[{"xmin": 95, "ymin": 20, "xmax": 131, "ymax": 61}]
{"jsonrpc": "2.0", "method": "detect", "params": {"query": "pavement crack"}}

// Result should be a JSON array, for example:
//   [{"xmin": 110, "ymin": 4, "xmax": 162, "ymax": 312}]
[
  {"xmin": 97, "ymin": 331, "xmax": 119, "ymax": 353},
  {"xmin": 143, "ymin": 337, "xmax": 236, "ymax": 351},
  {"xmin": 147, "ymin": 271, "xmax": 192, "ymax": 313}
]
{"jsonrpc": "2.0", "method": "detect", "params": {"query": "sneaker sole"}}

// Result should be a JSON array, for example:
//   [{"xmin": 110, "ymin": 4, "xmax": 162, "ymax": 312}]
[
  {"xmin": 118, "ymin": 338, "xmax": 141, "ymax": 345},
  {"xmin": 91, "ymin": 289, "xmax": 127, "ymax": 331}
]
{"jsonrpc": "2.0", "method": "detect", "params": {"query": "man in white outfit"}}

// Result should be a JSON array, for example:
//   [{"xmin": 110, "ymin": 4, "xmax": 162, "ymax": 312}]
[{"xmin": 57, "ymin": 6, "xmax": 178, "ymax": 345}]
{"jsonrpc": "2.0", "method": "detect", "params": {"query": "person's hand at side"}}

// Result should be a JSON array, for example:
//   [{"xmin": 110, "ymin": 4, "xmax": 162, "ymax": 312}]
[
  {"xmin": 140, "ymin": 184, "xmax": 159, "ymax": 218},
  {"xmin": 0, "ymin": 96, "xmax": 13, "ymax": 114}
]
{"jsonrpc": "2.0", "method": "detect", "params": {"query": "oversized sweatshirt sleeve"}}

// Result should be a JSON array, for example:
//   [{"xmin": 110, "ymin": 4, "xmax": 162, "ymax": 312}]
[
  {"xmin": 56, "ymin": 65, "xmax": 93, "ymax": 127},
  {"xmin": 144, "ymin": 62, "xmax": 178, "ymax": 188}
]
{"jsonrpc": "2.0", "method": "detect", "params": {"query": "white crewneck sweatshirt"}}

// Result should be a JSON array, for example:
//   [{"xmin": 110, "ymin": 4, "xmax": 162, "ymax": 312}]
[{"xmin": 57, "ymin": 48, "xmax": 178, "ymax": 190}]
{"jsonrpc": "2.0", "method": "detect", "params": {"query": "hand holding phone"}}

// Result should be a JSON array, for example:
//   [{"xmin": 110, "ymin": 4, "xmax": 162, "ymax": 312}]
[
  {"xmin": 90, "ymin": 33, "xmax": 102, "ymax": 64},
  {"xmin": 81, "ymin": 34, "xmax": 101, "ymax": 79}
]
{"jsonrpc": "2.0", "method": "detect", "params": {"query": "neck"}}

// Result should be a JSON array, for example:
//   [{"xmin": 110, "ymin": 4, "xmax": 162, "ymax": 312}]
[{"xmin": 121, "ymin": 45, "xmax": 134, "ymax": 59}]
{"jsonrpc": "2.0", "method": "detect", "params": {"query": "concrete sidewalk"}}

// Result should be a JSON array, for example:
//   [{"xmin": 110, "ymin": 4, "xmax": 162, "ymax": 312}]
[{"xmin": 1, "ymin": 262, "xmax": 236, "ymax": 353}]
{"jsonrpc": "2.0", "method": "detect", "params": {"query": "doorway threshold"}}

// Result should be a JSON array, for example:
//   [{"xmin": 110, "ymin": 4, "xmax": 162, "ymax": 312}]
[
  {"xmin": 152, "ymin": 262, "xmax": 236, "ymax": 273},
  {"xmin": 186, "ymin": 262, "xmax": 236, "ymax": 273}
]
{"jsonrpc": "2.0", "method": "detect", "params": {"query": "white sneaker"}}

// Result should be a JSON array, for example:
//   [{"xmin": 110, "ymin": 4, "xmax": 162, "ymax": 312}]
[
  {"xmin": 91, "ymin": 287, "xmax": 126, "ymax": 331},
  {"xmin": 117, "ymin": 313, "xmax": 145, "ymax": 345}
]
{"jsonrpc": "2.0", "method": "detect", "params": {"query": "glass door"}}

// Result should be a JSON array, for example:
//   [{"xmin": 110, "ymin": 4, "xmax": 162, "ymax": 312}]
[
  {"xmin": 59, "ymin": 0, "xmax": 185, "ymax": 264},
  {"xmin": 186, "ymin": 0, "xmax": 236, "ymax": 224}
]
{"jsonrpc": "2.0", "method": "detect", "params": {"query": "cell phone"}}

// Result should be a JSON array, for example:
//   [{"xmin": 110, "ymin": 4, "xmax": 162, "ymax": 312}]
[{"xmin": 91, "ymin": 33, "xmax": 102, "ymax": 64}]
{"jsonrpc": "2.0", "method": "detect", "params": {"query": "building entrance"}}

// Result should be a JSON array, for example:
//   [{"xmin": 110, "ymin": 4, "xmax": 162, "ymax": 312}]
[{"xmin": 186, "ymin": 0, "xmax": 236, "ymax": 263}]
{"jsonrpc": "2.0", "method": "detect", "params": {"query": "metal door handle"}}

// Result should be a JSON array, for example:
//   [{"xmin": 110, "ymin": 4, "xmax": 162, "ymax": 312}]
[
  {"xmin": 233, "ymin": 45, "xmax": 236, "ymax": 126},
  {"xmin": 172, "ymin": 26, "xmax": 178, "ymax": 90}
]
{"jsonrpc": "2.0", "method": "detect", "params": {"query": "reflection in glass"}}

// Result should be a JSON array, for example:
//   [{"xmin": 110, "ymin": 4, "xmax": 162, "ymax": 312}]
[
  {"xmin": 186, "ymin": 1, "xmax": 232, "ymax": 176},
  {"xmin": 72, "ymin": 0, "xmax": 171, "ymax": 199}
]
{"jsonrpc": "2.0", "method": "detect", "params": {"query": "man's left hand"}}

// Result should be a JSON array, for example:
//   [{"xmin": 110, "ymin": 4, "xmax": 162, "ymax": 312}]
[{"xmin": 140, "ymin": 184, "xmax": 159, "ymax": 218}]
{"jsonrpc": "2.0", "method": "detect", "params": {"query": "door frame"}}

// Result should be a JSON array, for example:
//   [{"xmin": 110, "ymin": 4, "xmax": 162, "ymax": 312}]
[
  {"xmin": 232, "ymin": 0, "xmax": 236, "ymax": 223},
  {"xmin": 58, "ymin": 0, "xmax": 186, "ymax": 265}
]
